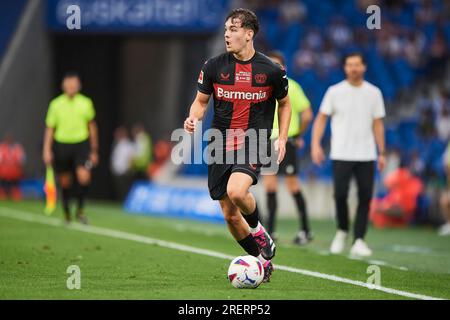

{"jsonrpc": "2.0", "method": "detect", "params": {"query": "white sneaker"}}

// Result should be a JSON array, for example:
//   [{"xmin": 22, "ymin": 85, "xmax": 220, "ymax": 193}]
[
  {"xmin": 438, "ymin": 223, "xmax": 450, "ymax": 236},
  {"xmin": 350, "ymin": 239, "xmax": 373, "ymax": 257},
  {"xmin": 330, "ymin": 230, "xmax": 348, "ymax": 254}
]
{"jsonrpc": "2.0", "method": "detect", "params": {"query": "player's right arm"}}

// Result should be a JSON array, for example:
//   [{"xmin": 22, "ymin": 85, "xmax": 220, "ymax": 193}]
[
  {"xmin": 184, "ymin": 91, "xmax": 210, "ymax": 134},
  {"xmin": 185, "ymin": 59, "xmax": 214, "ymax": 134},
  {"xmin": 311, "ymin": 112, "xmax": 328, "ymax": 166},
  {"xmin": 43, "ymin": 127, "xmax": 54, "ymax": 166},
  {"xmin": 43, "ymin": 101, "xmax": 56, "ymax": 166},
  {"xmin": 311, "ymin": 87, "xmax": 333, "ymax": 166}
]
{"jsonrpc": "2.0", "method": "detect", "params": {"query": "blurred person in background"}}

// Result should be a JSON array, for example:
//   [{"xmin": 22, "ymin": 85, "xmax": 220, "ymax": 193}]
[
  {"xmin": 370, "ymin": 164, "xmax": 423, "ymax": 229},
  {"xmin": 438, "ymin": 142, "xmax": 450, "ymax": 236},
  {"xmin": 131, "ymin": 124, "xmax": 152, "ymax": 181},
  {"xmin": 42, "ymin": 72, "xmax": 98, "ymax": 224},
  {"xmin": 311, "ymin": 53, "xmax": 386, "ymax": 257},
  {"xmin": 0, "ymin": 134, "xmax": 25, "ymax": 201},
  {"xmin": 408, "ymin": 150, "xmax": 426, "ymax": 178},
  {"xmin": 279, "ymin": 0, "xmax": 307, "ymax": 25},
  {"xmin": 293, "ymin": 45, "xmax": 315, "ymax": 73},
  {"xmin": 437, "ymin": 107, "xmax": 450, "ymax": 141},
  {"xmin": 111, "ymin": 126, "xmax": 135, "ymax": 201},
  {"xmin": 418, "ymin": 107, "xmax": 436, "ymax": 139},
  {"xmin": 147, "ymin": 139, "xmax": 172, "ymax": 179},
  {"xmin": 328, "ymin": 16, "xmax": 353, "ymax": 49},
  {"xmin": 263, "ymin": 50, "xmax": 313, "ymax": 245}
]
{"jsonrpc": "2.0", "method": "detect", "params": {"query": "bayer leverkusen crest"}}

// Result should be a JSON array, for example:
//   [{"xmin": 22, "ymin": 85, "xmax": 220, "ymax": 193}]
[{"xmin": 254, "ymin": 73, "xmax": 267, "ymax": 84}]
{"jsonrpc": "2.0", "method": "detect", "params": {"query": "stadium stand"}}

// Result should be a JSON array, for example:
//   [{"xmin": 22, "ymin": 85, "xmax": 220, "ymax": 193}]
[
  {"xmin": 0, "ymin": 0, "xmax": 27, "ymax": 61},
  {"xmin": 181, "ymin": 0, "xmax": 450, "ymax": 184}
]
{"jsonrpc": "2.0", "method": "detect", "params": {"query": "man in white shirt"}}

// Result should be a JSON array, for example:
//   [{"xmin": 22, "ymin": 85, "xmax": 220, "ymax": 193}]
[
  {"xmin": 311, "ymin": 53, "xmax": 386, "ymax": 257},
  {"xmin": 111, "ymin": 126, "xmax": 135, "ymax": 200}
]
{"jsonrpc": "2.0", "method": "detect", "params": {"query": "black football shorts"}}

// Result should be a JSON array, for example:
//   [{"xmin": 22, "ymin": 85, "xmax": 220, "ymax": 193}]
[
  {"xmin": 208, "ymin": 162, "xmax": 261, "ymax": 200},
  {"xmin": 52, "ymin": 139, "xmax": 91, "ymax": 173}
]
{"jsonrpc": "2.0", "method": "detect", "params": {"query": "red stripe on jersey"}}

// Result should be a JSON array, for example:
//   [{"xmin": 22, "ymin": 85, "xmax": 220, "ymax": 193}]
[{"xmin": 220, "ymin": 63, "xmax": 273, "ymax": 151}]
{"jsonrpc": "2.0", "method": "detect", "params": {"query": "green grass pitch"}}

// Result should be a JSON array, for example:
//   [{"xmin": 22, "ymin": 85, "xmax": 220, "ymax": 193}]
[{"xmin": 0, "ymin": 200, "xmax": 449, "ymax": 299}]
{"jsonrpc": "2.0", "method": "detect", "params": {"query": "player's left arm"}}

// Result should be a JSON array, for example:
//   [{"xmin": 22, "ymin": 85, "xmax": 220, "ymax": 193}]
[
  {"xmin": 373, "ymin": 89, "xmax": 386, "ymax": 172},
  {"xmin": 88, "ymin": 120, "xmax": 99, "ymax": 167},
  {"xmin": 273, "ymin": 65, "xmax": 291, "ymax": 164},
  {"xmin": 299, "ymin": 108, "xmax": 313, "ymax": 136},
  {"xmin": 291, "ymin": 82, "xmax": 312, "ymax": 137},
  {"xmin": 276, "ymin": 95, "xmax": 291, "ymax": 164},
  {"xmin": 86, "ymin": 98, "xmax": 99, "ymax": 167},
  {"xmin": 294, "ymin": 107, "xmax": 313, "ymax": 149}
]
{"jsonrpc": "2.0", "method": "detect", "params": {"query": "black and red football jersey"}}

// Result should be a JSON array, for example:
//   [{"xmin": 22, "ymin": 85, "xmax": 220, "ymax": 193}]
[{"xmin": 197, "ymin": 51, "xmax": 288, "ymax": 151}]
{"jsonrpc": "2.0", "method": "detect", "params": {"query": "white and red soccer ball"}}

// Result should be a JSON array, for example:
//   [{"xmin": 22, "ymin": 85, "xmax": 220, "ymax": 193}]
[{"xmin": 227, "ymin": 255, "xmax": 264, "ymax": 289}]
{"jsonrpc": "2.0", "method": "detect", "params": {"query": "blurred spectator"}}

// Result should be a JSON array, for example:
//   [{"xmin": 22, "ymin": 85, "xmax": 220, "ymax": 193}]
[
  {"xmin": 328, "ymin": 17, "xmax": 353, "ymax": 48},
  {"xmin": 437, "ymin": 107, "xmax": 450, "ymax": 141},
  {"xmin": 0, "ymin": 134, "xmax": 25, "ymax": 201},
  {"xmin": 131, "ymin": 124, "xmax": 152, "ymax": 180},
  {"xmin": 428, "ymin": 31, "xmax": 448, "ymax": 77},
  {"xmin": 438, "ymin": 142, "xmax": 450, "ymax": 236},
  {"xmin": 252, "ymin": 0, "xmax": 449, "ymax": 104},
  {"xmin": 409, "ymin": 150, "xmax": 426, "ymax": 178},
  {"xmin": 417, "ymin": 88, "xmax": 433, "ymax": 112},
  {"xmin": 317, "ymin": 41, "xmax": 340, "ymax": 77},
  {"xmin": 279, "ymin": 0, "xmax": 307, "ymax": 25},
  {"xmin": 432, "ymin": 87, "xmax": 449, "ymax": 115},
  {"xmin": 415, "ymin": 0, "xmax": 437, "ymax": 26},
  {"xmin": 384, "ymin": 148, "xmax": 401, "ymax": 176},
  {"xmin": 417, "ymin": 107, "xmax": 436, "ymax": 139},
  {"xmin": 376, "ymin": 22, "xmax": 403, "ymax": 59},
  {"xmin": 111, "ymin": 126, "xmax": 134, "ymax": 201},
  {"xmin": 357, "ymin": 0, "xmax": 380, "ymax": 11},
  {"xmin": 404, "ymin": 31, "xmax": 426, "ymax": 68},
  {"xmin": 354, "ymin": 27, "xmax": 371, "ymax": 50},
  {"xmin": 304, "ymin": 28, "xmax": 323, "ymax": 51},
  {"xmin": 293, "ymin": 45, "xmax": 315, "ymax": 72},
  {"xmin": 385, "ymin": 33, "xmax": 404, "ymax": 59},
  {"xmin": 147, "ymin": 139, "xmax": 173, "ymax": 179},
  {"xmin": 370, "ymin": 167, "xmax": 423, "ymax": 228}
]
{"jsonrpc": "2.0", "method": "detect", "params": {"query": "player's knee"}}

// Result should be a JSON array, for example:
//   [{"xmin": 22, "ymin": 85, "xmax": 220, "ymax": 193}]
[
  {"xmin": 59, "ymin": 176, "xmax": 72, "ymax": 188},
  {"xmin": 286, "ymin": 179, "xmax": 300, "ymax": 193},
  {"xmin": 77, "ymin": 170, "xmax": 91, "ymax": 185},
  {"xmin": 263, "ymin": 176, "xmax": 278, "ymax": 193},
  {"xmin": 266, "ymin": 186, "xmax": 277, "ymax": 193},
  {"xmin": 227, "ymin": 187, "xmax": 246, "ymax": 206},
  {"xmin": 224, "ymin": 213, "xmax": 242, "ymax": 226},
  {"xmin": 285, "ymin": 175, "xmax": 300, "ymax": 193},
  {"xmin": 264, "ymin": 181, "xmax": 278, "ymax": 193}
]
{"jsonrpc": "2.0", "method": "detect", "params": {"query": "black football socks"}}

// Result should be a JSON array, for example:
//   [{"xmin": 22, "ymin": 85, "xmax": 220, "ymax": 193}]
[
  {"xmin": 237, "ymin": 234, "xmax": 260, "ymax": 257},
  {"xmin": 292, "ymin": 191, "xmax": 310, "ymax": 233}
]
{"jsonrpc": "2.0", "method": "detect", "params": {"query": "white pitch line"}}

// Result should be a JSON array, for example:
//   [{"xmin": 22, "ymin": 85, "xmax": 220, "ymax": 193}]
[{"xmin": 0, "ymin": 207, "xmax": 445, "ymax": 300}]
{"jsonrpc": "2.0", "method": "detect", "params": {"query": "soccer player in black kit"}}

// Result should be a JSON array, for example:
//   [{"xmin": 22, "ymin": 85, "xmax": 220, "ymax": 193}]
[{"xmin": 184, "ymin": 8, "xmax": 291, "ymax": 282}]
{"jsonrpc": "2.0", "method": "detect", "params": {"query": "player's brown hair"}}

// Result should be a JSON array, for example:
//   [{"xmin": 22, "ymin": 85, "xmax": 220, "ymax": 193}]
[{"xmin": 225, "ymin": 8, "xmax": 259, "ymax": 37}]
